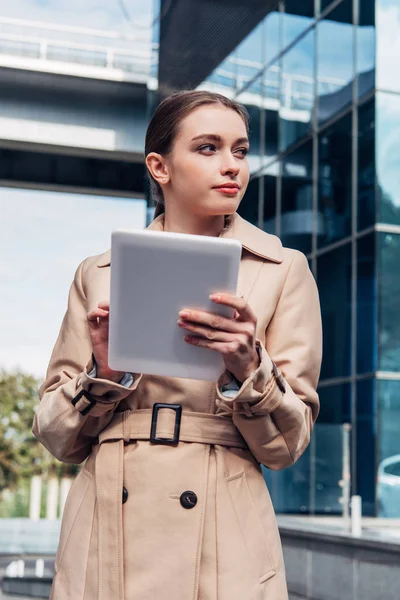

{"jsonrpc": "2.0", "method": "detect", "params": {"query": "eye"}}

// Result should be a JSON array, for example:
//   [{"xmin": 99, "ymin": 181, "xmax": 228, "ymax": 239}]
[
  {"xmin": 235, "ymin": 147, "xmax": 249, "ymax": 157},
  {"xmin": 198, "ymin": 144, "xmax": 216, "ymax": 153}
]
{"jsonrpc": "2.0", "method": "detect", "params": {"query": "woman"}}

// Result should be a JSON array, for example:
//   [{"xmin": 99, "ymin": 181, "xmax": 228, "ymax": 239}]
[{"xmin": 33, "ymin": 90, "xmax": 322, "ymax": 600}]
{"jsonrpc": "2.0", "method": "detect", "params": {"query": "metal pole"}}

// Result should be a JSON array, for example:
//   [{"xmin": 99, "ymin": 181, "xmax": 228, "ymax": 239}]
[{"xmin": 340, "ymin": 423, "xmax": 352, "ymax": 527}]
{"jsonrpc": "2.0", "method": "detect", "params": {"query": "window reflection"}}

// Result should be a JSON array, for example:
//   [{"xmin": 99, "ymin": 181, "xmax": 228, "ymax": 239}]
[
  {"xmin": 358, "ymin": 99, "xmax": 376, "ymax": 230},
  {"xmin": 377, "ymin": 92, "xmax": 400, "ymax": 226},
  {"xmin": 357, "ymin": 379, "xmax": 376, "ymax": 517},
  {"xmin": 237, "ymin": 79, "xmax": 262, "ymax": 175},
  {"xmin": 265, "ymin": 9, "xmax": 282, "ymax": 64},
  {"xmin": 317, "ymin": 113, "xmax": 352, "ymax": 248},
  {"xmin": 379, "ymin": 233, "xmax": 400, "ymax": 372},
  {"xmin": 262, "ymin": 162, "xmax": 279, "ymax": 234},
  {"xmin": 317, "ymin": 0, "xmax": 354, "ymax": 124},
  {"xmin": 320, "ymin": 0, "xmax": 335, "ymax": 13},
  {"xmin": 317, "ymin": 243, "xmax": 352, "ymax": 380},
  {"xmin": 262, "ymin": 62, "xmax": 280, "ymax": 165},
  {"xmin": 378, "ymin": 380, "xmax": 400, "ymax": 518},
  {"xmin": 239, "ymin": 176, "xmax": 259, "ymax": 226},
  {"xmin": 280, "ymin": 29, "xmax": 314, "ymax": 151},
  {"xmin": 204, "ymin": 55, "xmax": 237, "ymax": 97},
  {"xmin": 236, "ymin": 21, "xmax": 264, "ymax": 93},
  {"xmin": 282, "ymin": 0, "xmax": 314, "ymax": 48},
  {"xmin": 318, "ymin": 384, "xmax": 351, "ymax": 424},
  {"xmin": 376, "ymin": 0, "xmax": 400, "ymax": 94},
  {"xmin": 281, "ymin": 140, "xmax": 313, "ymax": 253},
  {"xmin": 357, "ymin": 0, "xmax": 375, "ymax": 98},
  {"xmin": 263, "ymin": 448, "xmax": 312, "ymax": 514},
  {"xmin": 357, "ymin": 234, "xmax": 377, "ymax": 374}
]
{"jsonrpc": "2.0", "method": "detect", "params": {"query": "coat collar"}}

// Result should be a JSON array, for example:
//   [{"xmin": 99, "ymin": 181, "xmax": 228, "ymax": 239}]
[{"xmin": 96, "ymin": 212, "xmax": 283, "ymax": 267}]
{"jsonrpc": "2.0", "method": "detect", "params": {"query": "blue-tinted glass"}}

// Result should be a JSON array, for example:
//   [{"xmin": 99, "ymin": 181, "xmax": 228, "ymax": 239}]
[
  {"xmin": 317, "ymin": 0, "xmax": 354, "ymax": 124},
  {"xmin": 281, "ymin": 140, "xmax": 313, "ymax": 253},
  {"xmin": 320, "ymin": 0, "xmax": 335, "ymax": 12},
  {"xmin": 205, "ymin": 54, "xmax": 236, "ymax": 96},
  {"xmin": 236, "ymin": 21, "xmax": 264, "ymax": 92},
  {"xmin": 314, "ymin": 423, "xmax": 347, "ymax": 514},
  {"xmin": 317, "ymin": 112, "xmax": 352, "ymax": 248},
  {"xmin": 357, "ymin": 0, "xmax": 375, "ymax": 98},
  {"xmin": 282, "ymin": 0, "xmax": 314, "ymax": 48},
  {"xmin": 262, "ymin": 447, "xmax": 312, "ymax": 514},
  {"xmin": 378, "ymin": 380, "xmax": 400, "ymax": 517},
  {"xmin": 238, "ymin": 80, "xmax": 262, "ymax": 175},
  {"xmin": 379, "ymin": 233, "xmax": 400, "ymax": 372},
  {"xmin": 262, "ymin": 63, "xmax": 280, "ymax": 165},
  {"xmin": 358, "ymin": 99, "xmax": 376, "ymax": 230},
  {"xmin": 317, "ymin": 243, "xmax": 352, "ymax": 379},
  {"xmin": 318, "ymin": 383, "xmax": 351, "ymax": 423},
  {"xmin": 357, "ymin": 234, "xmax": 377, "ymax": 374},
  {"xmin": 280, "ymin": 29, "xmax": 314, "ymax": 151},
  {"xmin": 262, "ymin": 162, "xmax": 279, "ymax": 234},
  {"xmin": 239, "ymin": 176, "xmax": 259, "ymax": 226},
  {"xmin": 377, "ymin": 92, "xmax": 400, "ymax": 226},
  {"xmin": 376, "ymin": 0, "xmax": 400, "ymax": 94},
  {"xmin": 356, "ymin": 379, "xmax": 377, "ymax": 517},
  {"xmin": 265, "ymin": 10, "xmax": 282, "ymax": 64}
]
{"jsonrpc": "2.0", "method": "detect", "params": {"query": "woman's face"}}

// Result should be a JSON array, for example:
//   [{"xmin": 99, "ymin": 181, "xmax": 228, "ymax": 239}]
[{"xmin": 164, "ymin": 104, "xmax": 250, "ymax": 217}]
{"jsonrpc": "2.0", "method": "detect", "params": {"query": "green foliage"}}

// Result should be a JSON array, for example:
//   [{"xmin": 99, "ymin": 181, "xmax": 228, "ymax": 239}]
[{"xmin": 0, "ymin": 369, "xmax": 78, "ymax": 516}]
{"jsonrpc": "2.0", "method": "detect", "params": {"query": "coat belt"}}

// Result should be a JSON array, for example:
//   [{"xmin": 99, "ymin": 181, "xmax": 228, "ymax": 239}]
[{"xmin": 94, "ymin": 408, "xmax": 248, "ymax": 600}]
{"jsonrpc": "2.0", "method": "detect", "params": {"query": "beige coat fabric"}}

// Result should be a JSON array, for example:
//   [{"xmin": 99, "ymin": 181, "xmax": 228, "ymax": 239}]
[{"xmin": 33, "ymin": 212, "xmax": 322, "ymax": 600}]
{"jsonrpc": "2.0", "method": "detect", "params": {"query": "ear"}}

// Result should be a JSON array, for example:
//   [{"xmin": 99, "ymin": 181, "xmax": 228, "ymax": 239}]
[{"xmin": 146, "ymin": 152, "xmax": 170, "ymax": 185}]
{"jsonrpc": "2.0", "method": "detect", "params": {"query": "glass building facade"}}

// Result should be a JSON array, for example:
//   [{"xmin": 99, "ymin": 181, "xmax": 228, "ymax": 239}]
[{"xmin": 194, "ymin": 0, "xmax": 400, "ymax": 517}]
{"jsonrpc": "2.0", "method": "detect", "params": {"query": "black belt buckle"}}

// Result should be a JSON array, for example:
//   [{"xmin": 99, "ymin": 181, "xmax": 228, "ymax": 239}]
[{"xmin": 150, "ymin": 403, "xmax": 182, "ymax": 446}]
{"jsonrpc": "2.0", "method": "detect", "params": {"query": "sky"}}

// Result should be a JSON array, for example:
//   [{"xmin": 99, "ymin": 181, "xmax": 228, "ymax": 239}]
[{"xmin": 1, "ymin": 188, "xmax": 146, "ymax": 379}]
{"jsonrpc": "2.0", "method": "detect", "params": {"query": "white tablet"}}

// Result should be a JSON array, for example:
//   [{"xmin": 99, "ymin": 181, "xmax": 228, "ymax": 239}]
[{"xmin": 108, "ymin": 229, "xmax": 242, "ymax": 381}]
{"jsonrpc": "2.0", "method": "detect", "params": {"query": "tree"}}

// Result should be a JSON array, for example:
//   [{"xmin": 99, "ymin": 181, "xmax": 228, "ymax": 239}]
[{"xmin": 0, "ymin": 369, "xmax": 77, "ymax": 497}]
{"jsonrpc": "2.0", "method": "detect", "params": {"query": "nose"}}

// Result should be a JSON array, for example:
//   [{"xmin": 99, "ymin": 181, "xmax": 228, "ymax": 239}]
[{"xmin": 220, "ymin": 151, "xmax": 240, "ymax": 177}]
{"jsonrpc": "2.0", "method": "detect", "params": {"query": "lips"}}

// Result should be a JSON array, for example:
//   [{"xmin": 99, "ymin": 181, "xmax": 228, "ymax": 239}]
[{"xmin": 213, "ymin": 183, "xmax": 240, "ymax": 190}]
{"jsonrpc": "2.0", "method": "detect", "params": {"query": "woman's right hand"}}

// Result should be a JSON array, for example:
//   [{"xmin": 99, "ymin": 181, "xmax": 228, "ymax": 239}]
[{"xmin": 87, "ymin": 301, "xmax": 126, "ymax": 383}]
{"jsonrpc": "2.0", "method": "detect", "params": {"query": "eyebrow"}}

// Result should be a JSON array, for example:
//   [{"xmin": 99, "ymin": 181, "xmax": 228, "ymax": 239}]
[{"xmin": 191, "ymin": 134, "xmax": 249, "ymax": 145}]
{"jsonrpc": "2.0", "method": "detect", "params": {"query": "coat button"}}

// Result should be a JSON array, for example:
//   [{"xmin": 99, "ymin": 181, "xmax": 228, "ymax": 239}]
[
  {"xmin": 122, "ymin": 487, "xmax": 128, "ymax": 504},
  {"xmin": 180, "ymin": 491, "xmax": 197, "ymax": 509}
]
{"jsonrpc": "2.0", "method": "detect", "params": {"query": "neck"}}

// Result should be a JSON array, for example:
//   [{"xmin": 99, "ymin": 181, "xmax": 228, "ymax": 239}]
[{"xmin": 163, "ymin": 205, "xmax": 227, "ymax": 237}]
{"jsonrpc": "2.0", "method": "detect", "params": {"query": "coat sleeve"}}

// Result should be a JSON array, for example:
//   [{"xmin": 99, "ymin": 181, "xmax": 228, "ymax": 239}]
[
  {"xmin": 215, "ymin": 250, "xmax": 322, "ymax": 470},
  {"xmin": 32, "ymin": 258, "xmax": 142, "ymax": 464}
]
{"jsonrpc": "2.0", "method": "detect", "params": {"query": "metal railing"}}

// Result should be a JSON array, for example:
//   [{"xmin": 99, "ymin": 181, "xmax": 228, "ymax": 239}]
[{"xmin": 0, "ymin": 16, "xmax": 157, "ymax": 78}]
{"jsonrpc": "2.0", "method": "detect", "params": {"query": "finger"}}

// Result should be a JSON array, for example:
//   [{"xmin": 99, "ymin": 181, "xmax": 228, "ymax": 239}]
[
  {"xmin": 178, "ymin": 310, "xmax": 245, "ymax": 333},
  {"xmin": 210, "ymin": 293, "xmax": 257, "ymax": 323},
  {"xmin": 87, "ymin": 308, "xmax": 109, "ymax": 322},
  {"xmin": 98, "ymin": 301, "xmax": 110, "ymax": 309},
  {"xmin": 178, "ymin": 321, "xmax": 236, "ymax": 342},
  {"xmin": 184, "ymin": 336, "xmax": 243, "ymax": 355}
]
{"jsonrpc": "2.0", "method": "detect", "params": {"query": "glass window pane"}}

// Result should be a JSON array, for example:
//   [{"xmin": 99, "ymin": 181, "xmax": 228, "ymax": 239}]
[
  {"xmin": 314, "ymin": 423, "xmax": 346, "ymax": 514},
  {"xmin": 357, "ymin": 234, "xmax": 377, "ymax": 374},
  {"xmin": 280, "ymin": 29, "xmax": 315, "ymax": 151},
  {"xmin": 204, "ymin": 54, "xmax": 237, "ymax": 96},
  {"xmin": 357, "ymin": 0, "xmax": 375, "ymax": 98},
  {"xmin": 320, "ymin": 0, "xmax": 335, "ymax": 12},
  {"xmin": 317, "ymin": 0, "xmax": 354, "ymax": 124},
  {"xmin": 265, "ymin": 9, "xmax": 282, "ymax": 64},
  {"xmin": 262, "ymin": 448, "xmax": 312, "ymax": 514},
  {"xmin": 281, "ymin": 140, "xmax": 313, "ymax": 254},
  {"xmin": 283, "ymin": 0, "xmax": 314, "ymax": 48},
  {"xmin": 358, "ymin": 99, "xmax": 376, "ymax": 231},
  {"xmin": 377, "ymin": 92, "xmax": 400, "ymax": 226},
  {"xmin": 236, "ymin": 21, "xmax": 265, "ymax": 92},
  {"xmin": 376, "ymin": 0, "xmax": 400, "ymax": 93},
  {"xmin": 356, "ymin": 379, "xmax": 376, "ymax": 517},
  {"xmin": 318, "ymin": 383, "xmax": 351, "ymax": 424},
  {"xmin": 317, "ymin": 112, "xmax": 352, "ymax": 248},
  {"xmin": 262, "ymin": 162, "xmax": 279, "ymax": 234},
  {"xmin": 378, "ymin": 380, "xmax": 400, "ymax": 518},
  {"xmin": 239, "ymin": 176, "xmax": 259, "ymax": 226},
  {"xmin": 237, "ymin": 79, "xmax": 262, "ymax": 175},
  {"xmin": 262, "ymin": 63, "xmax": 280, "ymax": 165},
  {"xmin": 379, "ymin": 232, "xmax": 400, "ymax": 372},
  {"xmin": 317, "ymin": 243, "xmax": 352, "ymax": 380}
]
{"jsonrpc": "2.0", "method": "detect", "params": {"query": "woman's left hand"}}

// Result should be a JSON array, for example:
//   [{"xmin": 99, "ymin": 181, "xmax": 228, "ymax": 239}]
[{"xmin": 178, "ymin": 293, "xmax": 260, "ymax": 383}]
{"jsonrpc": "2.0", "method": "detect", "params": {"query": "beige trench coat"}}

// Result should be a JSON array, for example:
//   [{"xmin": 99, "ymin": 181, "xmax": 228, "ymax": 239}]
[{"xmin": 33, "ymin": 212, "xmax": 322, "ymax": 600}]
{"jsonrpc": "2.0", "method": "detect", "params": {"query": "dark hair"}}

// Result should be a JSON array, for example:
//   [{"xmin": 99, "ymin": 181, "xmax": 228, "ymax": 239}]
[{"xmin": 145, "ymin": 90, "xmax": 250, "ymax": 218}]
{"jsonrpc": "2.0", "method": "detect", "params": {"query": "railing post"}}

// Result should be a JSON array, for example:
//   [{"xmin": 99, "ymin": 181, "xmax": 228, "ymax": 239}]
[{"xmin": 39, "ymin": 39, "xmax": 47, "ymax": 60}]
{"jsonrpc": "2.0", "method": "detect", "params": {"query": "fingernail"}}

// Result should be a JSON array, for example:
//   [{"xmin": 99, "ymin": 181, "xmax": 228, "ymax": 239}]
[
  {"xmin": 210, "ymin": 294, "xmax": 221, "ymax": 301},
  {"xmin": 179, "ymin": 310, "xmax": 190, "ymax": 318}
]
